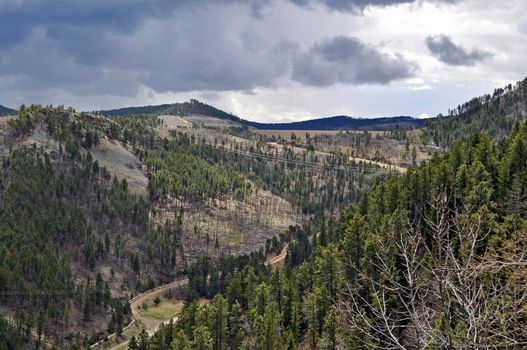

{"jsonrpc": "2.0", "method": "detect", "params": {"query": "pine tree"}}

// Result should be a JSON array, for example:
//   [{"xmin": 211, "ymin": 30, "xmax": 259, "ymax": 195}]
[
  {"xmin": 128, "ymin": 335, "xmax": 138, "ymax": 350},
  {"xmin": 171, "ymin": 330, "xmax": 191, "ymax": 350},
  {"xmin": 340, "ymin": 212, "xmax": 367, "ymax": 282},
  {"xmin": 211, "ymin": 295, "xmax": 228, "ymax": 350},
  {"xmin": 280, "ymin": 329, "xmax": 296, "ymax": 350},
  {"xmin": 260, "ymin": 302, "xmax": 279, "ymax": 350},
  {"xmin": 227, "ymin": 301, "xmax": 245, "ymax": 349},
  {"xmin": 192, "ymin": 325, "xmax": 213, "ymax": 350},
  {"xmin": 319, "ymin": 306, "xmax": 338, "ymax": 350},
  {"xmin": 137, "ymin": 329, "xmax": 149, "ymax": 350},
  {"xmin": 319, "ymin": 212, "xmax": 327, "ymax": 247},
  {"xmin": 304, "ymin": 290, "xmax": 318, "ymax": 348}
]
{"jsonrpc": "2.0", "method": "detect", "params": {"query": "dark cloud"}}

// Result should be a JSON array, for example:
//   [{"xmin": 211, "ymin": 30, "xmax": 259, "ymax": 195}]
[
  {"xmin": 0, "ymin": 26, "xmax": 142, "ymax": 96},
  {"xmin": 288, "ymin": 0, "xmax": 457, "ymax": 12},
  {"xmin": 0, "ymin": 0, "xmax": 456, "ymax": 48},
  {"xmin": 425, "ymin": 34, "xmax": 492, "ymax": 66},
  {"xmin": 3, "ymin": 0, "xmax": 420, "ymax": 97},
  {"xmin": 0, "ymin": 1, "xmax": 172, "ymax": 47},
  {"xmin": 0, "ymin": 0, "xmax": 465, "ymax": 109},
  {"xmin": 292, "ymin": 36, "xmax": 417, "ymax": 86},
  {"xmin": 0, "ymin": 1, "xmax": 294, "ymax": 97},
  {"xmin": 108, "ymin": 12, "xmax": 298, "ymax": 93},
  {"xmin": 0, "ymin": 0, "xmax": 270, "ymax": 47},
  {"xmin": 289, "ymin": 0, "xmax": 412, "ymax": 12}
]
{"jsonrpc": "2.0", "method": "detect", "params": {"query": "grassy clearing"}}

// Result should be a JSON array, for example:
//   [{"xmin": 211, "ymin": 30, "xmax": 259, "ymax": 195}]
[
  {"xmin": 138, "ymin": 298, "xmax": 184, "ymax": 320},
  {"xmin": 112, "ymin": 343, "xmax": 129, "ymax": 350},
  {"xmin": 123, "ymin": 320, "xmax": 144, "ymax": 338}
]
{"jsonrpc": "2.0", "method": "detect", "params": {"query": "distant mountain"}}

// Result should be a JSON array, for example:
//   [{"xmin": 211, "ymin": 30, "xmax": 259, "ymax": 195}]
[
  {"xmin": 425, "ymin": 77, "xmax": 527, "ymax": 147},
  {"xmin": 0, "ymin": 104, "xmax": 16, "ymax": 116},
  {"xmin": 100, "ymin": 100, "xmax": 424, "ymax": 130},
  {"xmin": 244, "ymin": 115, "xmax": 424, "ymax": 130}
]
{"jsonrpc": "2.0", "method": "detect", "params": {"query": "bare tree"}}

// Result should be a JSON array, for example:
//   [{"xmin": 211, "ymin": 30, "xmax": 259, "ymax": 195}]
[{"xmin": 340, "ymin": 191, "xmax": 527, "ymax": 349}]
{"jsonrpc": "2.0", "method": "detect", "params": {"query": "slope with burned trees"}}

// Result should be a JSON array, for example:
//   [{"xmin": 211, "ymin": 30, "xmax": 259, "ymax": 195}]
[
  {"xmin": 0, "ymin": 104, "xmax": 394, "ymax": 349},
  {"xmin": 139, "ymin": 125, "xmax": 527, "ymax": 349}
]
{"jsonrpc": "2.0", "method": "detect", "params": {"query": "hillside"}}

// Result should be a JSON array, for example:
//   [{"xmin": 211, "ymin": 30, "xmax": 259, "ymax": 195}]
[
  {"xmin": 0, "ymin": 105, "xmax": 16, "ymax": 116},
  {"xmin": 2, "ymin": 84, "xmax": 527, "ymax": 349},
  {"xmin": 426, "ymin": 77, "xmax": 527, "ymax": 147},
  {"xmin": 100, "ymin": 100, "xmax": 424, "ymax": 131},
  {"xmin": 142, "ymin": 122, "xmax": 527, "ymax": 350},
  {"xmin": 0, "ymin": 105, "xmax": 394, "ymax": 349},
  {"xmin": 2, "ymin": 80, "xmax": 527, "ymax": 349}
]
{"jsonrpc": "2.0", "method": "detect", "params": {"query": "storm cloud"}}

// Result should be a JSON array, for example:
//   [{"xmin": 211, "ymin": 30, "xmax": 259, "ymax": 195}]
[
  {"xmin": 0, "ymin": 1, "xmax": 294, "ymax": 97},
  {"xmin": 426, "ymin": 34, "xmax": 492, "ymax": 66},
  {"xmin": 0, "ymin": 0, "xmax": 418, "ymax": 99},
  {"xmin": 292, "ymin": 36, "xmax": 417, "ymax": 86},
  {"xmin": 0, "ymin": 0, "xmax": 522, "ymax": 121}
]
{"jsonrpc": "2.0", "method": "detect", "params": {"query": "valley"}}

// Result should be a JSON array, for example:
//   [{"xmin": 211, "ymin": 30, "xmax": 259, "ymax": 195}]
[
  {"xmin": 92, "ymin": 243, "xmax": 291, "ymax": 350},
  {"xmin": 1, "ymin": 77, "xmax": 527, "ymax": 349},
  {"xmin": 0, "ymin": 102, "xmax": 399, "ymax": 348}
]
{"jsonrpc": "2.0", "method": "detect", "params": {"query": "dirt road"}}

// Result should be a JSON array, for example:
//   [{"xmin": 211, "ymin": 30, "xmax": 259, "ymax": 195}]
[
  {"xmin": 92, "ymin": 242, "xmax": 292, "ymax": 349},
  {"xmin": 90, "ymin": 278, "xmax": 188, "ymax": 349},
  {"xmin": 266, "ymin": 141, "xmax": 406, "ymax": 173},
  {"xmin": 266, "ymin": 243, "xmax": 290, "ymax": 268},
  {"xmin": 348, "ymin": 155, "xmax": 406, "ymax": 173},
  {"xmin": 128, "ymin": 278, "xmax": 188, "ymax": 333}
]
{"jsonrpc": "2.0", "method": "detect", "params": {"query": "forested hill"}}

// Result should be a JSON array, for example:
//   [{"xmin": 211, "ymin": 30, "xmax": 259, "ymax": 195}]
[
  {"xmin": 244, "ymin": 115, "xmax": 424, "ymax": 130},
  {"xmin": 141, "ymin": 126, "xmax": 527, "ymax": 349},
  {"xmin": 100, "ymin": 100, "xmax": 425, "ymax": 130},
  {"xmin": 426, "ymin": 77, "xmax": 527, "ymax": 147},
  {"xmin": 0, "ymin": 105, "xmax": 16, "ymax": 116},
  {"xmin": 99, "ymin": 99, "xmax": 242, "ymax": 123},
  {"xmin": 0, "ymin": 104, "xmax": 392, "ymax": 349}
]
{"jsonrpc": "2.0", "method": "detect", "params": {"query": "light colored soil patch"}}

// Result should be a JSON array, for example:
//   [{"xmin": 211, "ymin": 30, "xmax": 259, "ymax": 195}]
[
  {"xmin": 25, "ymin": 126, "xmax": 60, "ymax": 152},
  {"xmin": 90, "ymin": 138, "xmax": 148, "ymax": 196},
  {"xmin": 0, "ymin": 119, "xmax": 149, "ymax": 196},
  {"xmin": 0, "ymin": 120, "xmax": 61, "ymax": 156},
  {"xmin": 158, "ymin": 115, "xmax": 192, "ymax": 136},
  {"xmin": 0, "ymin": 116, "xmax": 13, "ymax": 151},
  {"xmin": 184, "ymin": 114, "xmax": 240, "ymax": 127},
  {"xmin": 254, "ymin": 129, "xmax": 431, "ymax": 169},
  {"xmin": 264, "ymin": 140, "xmax": 406, "ymax": 173}
]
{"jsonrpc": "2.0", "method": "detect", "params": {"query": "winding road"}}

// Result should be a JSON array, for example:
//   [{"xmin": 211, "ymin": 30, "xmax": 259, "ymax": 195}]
[
  {"xmin": 91, "ymin": 243, "xmax": 290, "ymax": 349},
  {"xmin": 90, "ymin": 278, "xmax": 188, "ymax": 349}
]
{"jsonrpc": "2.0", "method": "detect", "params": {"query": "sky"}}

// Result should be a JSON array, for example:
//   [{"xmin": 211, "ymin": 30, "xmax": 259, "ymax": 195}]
[{"xmin": 0, "ymin": 0, "xmax": 526, "ymax": 122}]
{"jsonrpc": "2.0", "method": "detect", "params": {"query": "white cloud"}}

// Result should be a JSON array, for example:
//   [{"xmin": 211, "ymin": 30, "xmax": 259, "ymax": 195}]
[{"xmin": 418, "ymin": 113, "xmax": 432, "ymax": 119}]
